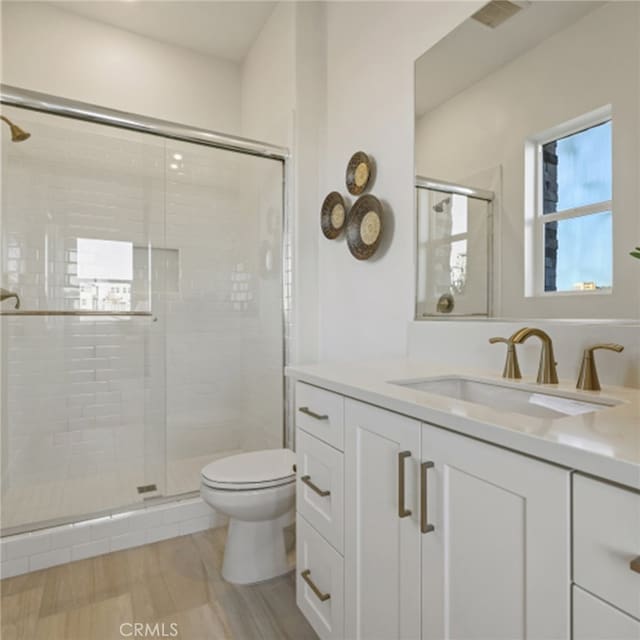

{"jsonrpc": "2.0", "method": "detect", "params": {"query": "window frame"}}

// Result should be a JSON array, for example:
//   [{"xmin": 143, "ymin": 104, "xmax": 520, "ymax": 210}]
[{"xmin": 528, "ymin": 107, "xmax": 613, "ymax": 297}]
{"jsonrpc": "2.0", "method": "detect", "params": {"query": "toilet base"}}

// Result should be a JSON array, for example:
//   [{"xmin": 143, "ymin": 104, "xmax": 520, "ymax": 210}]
[{"xmin": 222, "ymin": 511, "xmax": 292, "ymax": 584}]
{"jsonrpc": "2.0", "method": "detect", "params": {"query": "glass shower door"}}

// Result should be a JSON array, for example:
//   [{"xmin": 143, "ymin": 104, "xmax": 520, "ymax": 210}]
[
  {"xmin": 161, "ymin": 140, "xmax": 284, "ymax": 497},
  {"xmin": 1, "ymin": 100, "xmax": 287, "ymax": 534},
  {"xmin": 0, "ymin": 106, "xmax": 167, "ymax": 533}
]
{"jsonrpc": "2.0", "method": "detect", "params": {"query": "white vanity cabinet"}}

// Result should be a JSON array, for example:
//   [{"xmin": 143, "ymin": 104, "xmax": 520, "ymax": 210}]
[
  {"xmin": 572, "ymin": 474, "xmax": 640, "ymax": 639},
  {"xmin": 293, "ymin": 379, "xmax": 635, "ymax": 640},
  {"xmin": 343, "ymin": 399, "xmax": 422, "ymax": 640},
  {"xmin": 421, "ymin": 425, "xmax": 570, "ymax": 640}
]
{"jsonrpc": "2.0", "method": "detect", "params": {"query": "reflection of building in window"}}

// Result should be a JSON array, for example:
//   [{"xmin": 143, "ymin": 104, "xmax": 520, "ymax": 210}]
[
  {"xmin": 76, "ymin": 238, "xmax": 134, "ymax": 312},
  {"xmin": 79, "ymin": 281, "xmax": 131, "ymax": 311},
  {"xmin": 536, "ymin": 116, "xmax": 612, "ymax": 293}
]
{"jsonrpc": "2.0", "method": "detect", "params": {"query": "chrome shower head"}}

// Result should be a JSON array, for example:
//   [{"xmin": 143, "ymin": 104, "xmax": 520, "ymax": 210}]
[{"xmin": 1, "ymin": 115, "xmax": 31, "ymax": 142}]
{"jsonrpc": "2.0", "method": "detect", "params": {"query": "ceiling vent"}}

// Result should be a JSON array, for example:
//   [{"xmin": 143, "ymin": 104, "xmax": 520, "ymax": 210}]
[{"xmin": 471, "ymin": 1, "xmax": 527, "ymax": 28}]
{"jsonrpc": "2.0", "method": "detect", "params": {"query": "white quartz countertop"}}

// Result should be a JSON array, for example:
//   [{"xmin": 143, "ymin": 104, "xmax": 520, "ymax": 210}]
[{"xmin": 286, "ymin": 359, "xmax": 640, "ymax": 490}]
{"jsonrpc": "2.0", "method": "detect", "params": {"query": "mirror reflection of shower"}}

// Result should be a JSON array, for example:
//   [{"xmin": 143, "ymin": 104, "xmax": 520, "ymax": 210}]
[
  {"xmin": 0, "ymin": 114, "xmax": 30, "ymax": 142},
  {"xmin": 416, "ymin": 176, "xmax": 493, "ymax": 317}
]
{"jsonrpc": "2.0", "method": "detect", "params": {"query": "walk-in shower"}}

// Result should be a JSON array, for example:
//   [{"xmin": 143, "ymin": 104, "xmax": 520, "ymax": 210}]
[{"xmin": 0, "ymin": 87, "xmax": 290, "ymax": 535}]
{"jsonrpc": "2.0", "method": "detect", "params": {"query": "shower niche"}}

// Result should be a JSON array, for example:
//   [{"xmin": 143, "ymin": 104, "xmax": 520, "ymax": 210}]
[{"xmin": 415, "ymin": 178, "xmax": 493, "ymax": 318}]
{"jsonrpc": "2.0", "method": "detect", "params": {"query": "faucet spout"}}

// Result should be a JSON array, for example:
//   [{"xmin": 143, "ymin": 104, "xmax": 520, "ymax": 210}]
[
  {"xmin": 0, "ymin": 288, "xmax": 20, "ymax": 309},
  {"xmin": 509, "ymin": 327, "xmax": 558, "ymax": 384}
]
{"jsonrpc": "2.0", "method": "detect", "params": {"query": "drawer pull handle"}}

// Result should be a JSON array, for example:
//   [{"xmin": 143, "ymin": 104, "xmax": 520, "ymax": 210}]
[
  {"xmin": 420, "ymin": 461, "xmax": 435, "ymax": 534},
  {"xmin": 301, "ymin": 475, "xmax": 331, "ymax": 497},
  {"xmin": 301, "ymin": 569, "xmax": 331, "ymax": 602},
  {"xmin": 631, "ymin": 556, "xmax": 640, "ymax": 574},
  {"xmin": 299, "ymin": 406, "xmax": 329, "ymax": 421},
  {"xmin": 398, "ymin": 451, "xmax": 412, "ymax": 518}
]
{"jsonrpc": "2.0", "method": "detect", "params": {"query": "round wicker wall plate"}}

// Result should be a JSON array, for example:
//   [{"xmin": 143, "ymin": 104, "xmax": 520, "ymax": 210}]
[
  {"xmin": 346, "ymin": 194, "xmax": 383, "ymax": 260},
  {"xmin": 345, "ymin": 151, "xmax": 373, "ymax": 196},
  {"xmin": 321, "ymin": 191, "xmax": 347, "ymax": 239}
]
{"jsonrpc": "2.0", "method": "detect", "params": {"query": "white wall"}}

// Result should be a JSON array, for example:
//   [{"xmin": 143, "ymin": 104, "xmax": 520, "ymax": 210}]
[
  {"xmin": 241, "ymin": 2, "xmax": 295, "ymax": 147},
  {"xmin": 318, "ymin": 1, "xmax": 481, "ymax": 362},
  {"xmin": 0, "ymin": 2, "xmax": 242, "ymax": 133},
  {"xmin": 240, "ymin": 2, "xmax": 325, "ymax": 369},
  {"xmin": 416, "ymin": 2, "xmax": 640, "ymax": 320}
]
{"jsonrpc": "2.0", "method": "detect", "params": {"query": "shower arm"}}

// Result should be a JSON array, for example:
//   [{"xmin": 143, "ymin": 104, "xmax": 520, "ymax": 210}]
[{"xmin": 0, "ymin": 288, "xmax": 20, "ymax": 309}]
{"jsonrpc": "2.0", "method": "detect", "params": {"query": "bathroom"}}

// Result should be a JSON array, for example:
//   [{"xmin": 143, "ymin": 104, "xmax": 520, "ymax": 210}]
[{"xmin": 0, "ymin": 1, "xmax": 638, "ymax": 639}]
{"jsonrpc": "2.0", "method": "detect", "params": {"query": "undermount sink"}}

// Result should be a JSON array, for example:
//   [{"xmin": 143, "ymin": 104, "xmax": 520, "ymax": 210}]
[{"xmin": 389, "ymin": 376, "xmax": 620, "ymax": 419}]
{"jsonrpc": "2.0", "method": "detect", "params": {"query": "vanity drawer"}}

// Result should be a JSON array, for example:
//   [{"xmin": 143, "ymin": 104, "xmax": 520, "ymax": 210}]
[
  {"xmin": 297, "ymin": 515, "xmax": 344, "ymax": 640},
  {"xmin": 296, "ymin": 429, "xmax": 344, "ymax": 553},
  {"xmin": 295, "ymin": 382, "xmax": 344, "ymax": 451},
  {"xmin": 573, "ymin": 474, "xmax": 640, "ymax": 619},
  {"xmin": 573, "ymin": 586, "xmax": 640, "ymax": 640}
]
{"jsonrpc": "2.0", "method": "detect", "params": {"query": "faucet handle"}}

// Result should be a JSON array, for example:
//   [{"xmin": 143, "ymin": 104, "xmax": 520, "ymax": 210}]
[
  {"xmin": 576, "ymin": 343, "xmax": 624, "ymax": 391},
  {"xmin": 489, "ymin": 336, "xmax": 522, "ymax": 379}
]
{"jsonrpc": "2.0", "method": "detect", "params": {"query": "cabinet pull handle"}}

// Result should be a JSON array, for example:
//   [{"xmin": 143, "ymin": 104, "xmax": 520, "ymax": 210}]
[
  {"xmin": 398, "ymin": 451, "xmax": 412, "ymax": 518},
  {"xmin": 301, "ymin": 569, "xmax": 331, "ymax": 602},
  {"xmin": 420, "ymin": 461, "xmax": 435, "ymax": 534},
  {"xmin": 298, "ymin": 406, "xmax": 329, "ymax": 420},
  {"xmin": 631, "ymin": 556, "xmax": 640, "ymax": 574},
  {"xmin": 301, "ymin": 475, "xmax": 331, "ymax": 497}
]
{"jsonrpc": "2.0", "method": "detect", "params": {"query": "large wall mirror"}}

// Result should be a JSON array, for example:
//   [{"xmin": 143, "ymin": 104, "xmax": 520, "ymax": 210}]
[{"xmin": 414, "ymin": 1, "xmax": 639, "ymax": 320}]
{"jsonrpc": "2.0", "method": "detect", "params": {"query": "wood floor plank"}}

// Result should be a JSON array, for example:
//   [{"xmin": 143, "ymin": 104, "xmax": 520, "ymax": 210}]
[
  {"xmin": 1, "ymin": 526, "xmax": 319, "ymax": 640},
  {"xmin": 0, "ymin": 586, "xmax": 43, "ymax": 640}
]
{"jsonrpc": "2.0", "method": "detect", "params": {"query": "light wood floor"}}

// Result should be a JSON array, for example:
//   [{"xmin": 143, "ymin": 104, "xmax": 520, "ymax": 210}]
[{"xmin": 0, "ymin": 526, "xmax": 318, "ymax": 640}]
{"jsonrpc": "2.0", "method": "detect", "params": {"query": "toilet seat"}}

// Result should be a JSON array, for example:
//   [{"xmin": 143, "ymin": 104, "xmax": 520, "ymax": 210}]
[{"xmin": 201, "ymin": 449, "xmax": 296, "ymax": 491}]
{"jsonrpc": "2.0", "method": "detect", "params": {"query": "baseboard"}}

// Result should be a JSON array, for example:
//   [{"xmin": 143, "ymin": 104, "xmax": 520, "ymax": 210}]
[{"xmin": 0, "ymin": 497, "xmax": 226, "ymax": 579}]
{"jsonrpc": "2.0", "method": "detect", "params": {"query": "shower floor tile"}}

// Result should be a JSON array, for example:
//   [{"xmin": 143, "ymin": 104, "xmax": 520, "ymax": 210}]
[{"xmin": 1, "ymin": 450, "xmax": 243, "ymax": 532}]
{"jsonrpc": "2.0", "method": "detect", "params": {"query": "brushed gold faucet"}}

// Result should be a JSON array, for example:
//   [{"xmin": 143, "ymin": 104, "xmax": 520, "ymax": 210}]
[
  {"xmin": 576, "ymin": 343, "xmax": 624, "ymax": 391},
  {"xmin": 488, "ymin": 336, "xmax": 522, "ymax": 379},
  {"xmin": 510, "ymin": 327, "xmax": 558, "ymax": 384}
]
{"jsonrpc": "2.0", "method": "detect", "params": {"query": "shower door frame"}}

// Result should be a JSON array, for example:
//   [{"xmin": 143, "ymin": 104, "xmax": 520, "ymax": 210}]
[{"xmin": 0, "ymin": 85, "xmax": 294, "ymax": 533}]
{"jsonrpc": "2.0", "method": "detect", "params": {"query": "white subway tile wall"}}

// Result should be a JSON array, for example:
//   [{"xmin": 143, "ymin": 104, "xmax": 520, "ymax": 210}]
[
  {"xmin": 0, "ymin": 498, "xmax": 221, "ymax": 578},
  {"xmin": 1, "ymin": 108, "xmax": 285, "ymax": 535}
]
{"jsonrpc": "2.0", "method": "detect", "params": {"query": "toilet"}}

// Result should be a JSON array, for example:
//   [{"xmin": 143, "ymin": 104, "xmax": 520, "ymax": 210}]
[{"xmin": 200, "ymin": 448, "xmax": 296, "ymax": 585}]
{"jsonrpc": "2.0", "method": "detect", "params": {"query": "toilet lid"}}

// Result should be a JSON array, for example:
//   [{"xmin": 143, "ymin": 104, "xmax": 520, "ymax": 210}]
[{"xmin": 201, "ymin": 449, "xmax": 296, "ymax": 487}]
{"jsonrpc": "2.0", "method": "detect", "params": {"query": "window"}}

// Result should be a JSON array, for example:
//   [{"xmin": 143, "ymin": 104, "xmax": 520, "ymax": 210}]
[
  {"xmin": 532, "ymin": 114, "xmax": 612, "ymax": 294},
  {"xmin": 76, "ymin": 238, "xmax": 133, "ymax": 311}
]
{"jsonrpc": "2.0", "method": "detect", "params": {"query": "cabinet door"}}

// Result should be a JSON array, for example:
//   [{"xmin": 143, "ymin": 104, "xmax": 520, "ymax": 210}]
[
  {"xmin": 344, "ymin": 399, "xmax": 421, "ymax": 640},
  {"xmin": 421, "ymin": 425, "xmax": 570, "ymax": 640},
  {"xmin": 573, "ymin": 586, "xmax": 640, "ymax": 640}
]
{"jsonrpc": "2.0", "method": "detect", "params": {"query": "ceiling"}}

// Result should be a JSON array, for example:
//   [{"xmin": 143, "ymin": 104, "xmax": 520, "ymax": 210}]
[
  {"xmin": 47, "ymin": 1, "xmax": 276, "ymax": 62},
  {"xmin": 415, "ymin": 1, "xmax": 604, "ymax": 117}
]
